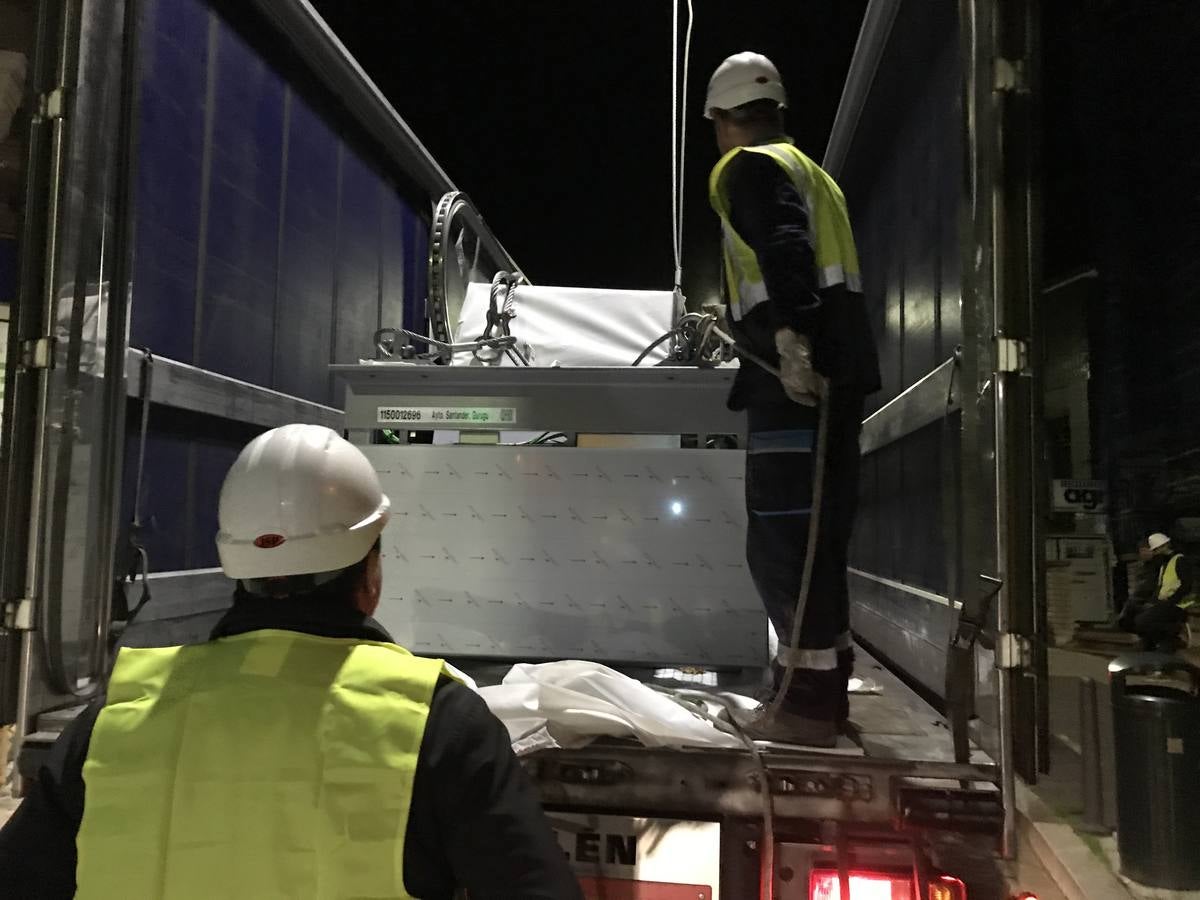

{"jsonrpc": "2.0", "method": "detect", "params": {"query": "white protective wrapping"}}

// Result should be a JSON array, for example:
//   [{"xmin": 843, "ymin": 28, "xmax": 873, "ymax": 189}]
[
  {"xmin": 452, "ymin": 282, "xmax": 675, "ymax": 367},
  {"xmin": 478, "ymin": 660, "xmax": 745, "ymax": 755}
]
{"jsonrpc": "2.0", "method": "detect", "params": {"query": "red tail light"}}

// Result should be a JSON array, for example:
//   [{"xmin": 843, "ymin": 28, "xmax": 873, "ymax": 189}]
[{"xmin": 808, "ymin": 870, "xmax": 967, "ymax": 900}]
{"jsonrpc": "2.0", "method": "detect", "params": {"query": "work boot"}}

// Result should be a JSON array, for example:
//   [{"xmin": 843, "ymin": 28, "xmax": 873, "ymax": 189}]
[
  {"xmin": 757, "ymin": 660, "xmax": 851, "ymax": 733},
  {"xmin": 734, "ymin": 707, "xmax": 839, "ymax": 748}
]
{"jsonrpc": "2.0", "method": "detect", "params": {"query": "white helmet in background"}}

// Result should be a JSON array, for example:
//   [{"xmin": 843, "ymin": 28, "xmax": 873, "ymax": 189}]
[
  {"xmin": 1147, "ymin": 532, "xmax": 1172, "ymax": 552},
  {"xmin": 704, "ymin": 51, "xmax": 788, "ymax": 119},
  {"xmin": 216, "ymin": 424, "xmax": 390, "ymax": 580}
]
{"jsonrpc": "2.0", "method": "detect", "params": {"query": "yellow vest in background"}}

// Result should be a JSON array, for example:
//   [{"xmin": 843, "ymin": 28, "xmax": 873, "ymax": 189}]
[
  {"xmin": 76, "ymin": 629, "xmax": 445, "ymax": 900},
  {"xmin": 1159, "ymin": 553, "xmax": 1197, "ymax": 608},
  {"xmin": 708, "ymin": 140, "xmax": 861, "ymax": 322}
]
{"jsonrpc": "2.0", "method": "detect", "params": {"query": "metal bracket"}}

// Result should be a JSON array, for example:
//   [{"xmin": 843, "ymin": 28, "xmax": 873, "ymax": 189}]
[
  {"xmin": 5, "ymin": 598, "xmax": 35, "ymax": 631},
  {"xmin": 21, "ymin": 336, "xmax": 56, "ymax": 371},
  {"xmin": 995, "ymin": 632, "xmax": 1031, "ymax": 670},
  {"xmin": 38, "ymin": 86, "xmax": 68, "ymax": 119},
  {"xmin": 994, "ymin": 58, "xmax": 1029, "ymax": 94},
  {"xmin": 995, "ymin": 336, "xmax": 1029, "ymax": 375}
]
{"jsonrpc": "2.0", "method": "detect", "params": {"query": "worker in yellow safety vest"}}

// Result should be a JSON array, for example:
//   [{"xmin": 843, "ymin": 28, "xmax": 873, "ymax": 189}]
[
  {"xmin": 0, "ymin": 424, "xmax": 582, "ymax": 900},
  {"xmin": 1122, "ymin": 532, "xmax": 1196, "ymax": 652},
  {"xmin": 704, "ymin": 52, "xmax": 881, "ymax": 746}
]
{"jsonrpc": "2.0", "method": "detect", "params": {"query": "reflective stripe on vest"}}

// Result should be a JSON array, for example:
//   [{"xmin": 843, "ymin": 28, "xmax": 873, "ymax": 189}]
[
  {"xmin": 1159, "ymin": 553, "xmax": 1196, "ymax": 607},
  {"xmin": 76, "ymin": 629, "xmax": 446, "ymax": 900},
  {"xmin": 708, "ymin": 141, "xmax": 861, "ymax": 322}
]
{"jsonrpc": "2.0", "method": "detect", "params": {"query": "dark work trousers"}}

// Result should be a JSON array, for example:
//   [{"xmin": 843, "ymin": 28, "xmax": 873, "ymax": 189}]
[
  {"xmin": 745, "ymin": 391, "xmax": 865, "ymax": 721},
  {"xmin": 1133, "ymin": 601, "xmax": 1188, "ymax": 652}
]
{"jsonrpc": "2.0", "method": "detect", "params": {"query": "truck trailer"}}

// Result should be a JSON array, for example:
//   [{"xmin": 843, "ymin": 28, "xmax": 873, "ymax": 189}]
[{"xmin": 0, "ymin": 0, "xmax": 1072, "ymax": 897}]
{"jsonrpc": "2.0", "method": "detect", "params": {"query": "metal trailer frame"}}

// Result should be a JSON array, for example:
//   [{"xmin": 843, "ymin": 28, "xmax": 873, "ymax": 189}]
[
  {"xmin": 0, "ymin": 0, "xmax": 518, "ymax": 781},
  {"xmin": 334, "ymin": 363, "xmax": 1006, "ymax": 863},
  {"xmin": 0, "ymin": 0, "xmax": 1043, "ymax": 885},
  {"xmin": 824, "ymin": 0, "xmax": 1043, "ymax": 857}
]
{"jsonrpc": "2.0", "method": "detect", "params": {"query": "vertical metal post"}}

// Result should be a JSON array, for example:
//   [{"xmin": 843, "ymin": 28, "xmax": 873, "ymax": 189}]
[
  {"xmin": 11, "ymin": 630, "xmax": 33, "ymax": 797},
  {"xmin": 91, "ymin": 0, "xmax": 142, "ymax": 676},
  {"xmin": 960, "ymin": 0, "xmax": 1041, "ymax": 857},
  {"xmin": 10, "ymin": 0, "xmax": 81, "ymax": 796},
  {"xmin": 1079, "ymin": 677, "xmax": 1111, "ymax": 834}
]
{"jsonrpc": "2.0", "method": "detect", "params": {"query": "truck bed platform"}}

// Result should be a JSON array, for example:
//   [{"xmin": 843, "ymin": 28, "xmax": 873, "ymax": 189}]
[{"xmin": 467, "ymin": 643, "xmax": 1000, "ymax": 830}]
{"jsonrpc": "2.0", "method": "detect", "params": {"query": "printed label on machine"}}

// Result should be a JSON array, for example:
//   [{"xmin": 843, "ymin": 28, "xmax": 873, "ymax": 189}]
[
  {"xmin": 549, "ymin": 814, "xmax": 720, "ymax": 899},
  {"xmin": 376, "ymin": 405, "xmax": 518, "ymax": 426}
]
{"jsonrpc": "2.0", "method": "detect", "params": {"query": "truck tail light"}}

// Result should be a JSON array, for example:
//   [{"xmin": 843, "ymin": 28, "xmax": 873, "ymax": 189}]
[
  {"xmin": 808, "ymin": 870, "xmax": 967, "ymax": 900},
  {"xmin": 929, "ymin": 877, "xmax": 967, "ymax": 900}
]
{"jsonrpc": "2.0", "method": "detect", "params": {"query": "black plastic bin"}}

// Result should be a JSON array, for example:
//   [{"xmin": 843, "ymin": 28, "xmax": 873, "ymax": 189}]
[{"xmin": 1108, "ymin": 652, "xmax": 1200, "ymax": 890}]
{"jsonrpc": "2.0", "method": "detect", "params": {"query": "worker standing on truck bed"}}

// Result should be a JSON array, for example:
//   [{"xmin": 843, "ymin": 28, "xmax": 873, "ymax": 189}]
[
  {"xmin": 0, "ymin": 425, "xmax": 581, "ymax": 900},
  {"xmin": 1119, "ymin": 531, "xmax": 1196, "ymax": 652},
  {"xmin": 705, "ymin": 52, "xmax": 881, "ymax": 746}
]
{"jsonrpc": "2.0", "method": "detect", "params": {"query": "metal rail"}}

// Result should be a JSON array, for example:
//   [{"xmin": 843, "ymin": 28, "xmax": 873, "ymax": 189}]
[
  {"xmin": 848, "ymin": 568, "xmax": 961, "ymax": 610},
  {"xmin": 124, "ymin": 350, "xmax": 342, "ymax": 431},
  {"xmin": 527, "ymin": 743, "xmax": 999, "ymax": 827},
  {"xmin": 244, "ymin": 0, "xmax": 455, "ymax": 200},
  {"xmin": 334, "ymin": 362, "xmax": 746, "ymax": 436},
  {"xmin": 244, "ymin": 3, "xmax": 522, "ymax": 286},
  {"xmin": 859, "ymin": 355, "xmax": 960, "ymax": 456},
  {"xmin": 823, "ymin": 0, "xmax": 903, "ymax": 178}
]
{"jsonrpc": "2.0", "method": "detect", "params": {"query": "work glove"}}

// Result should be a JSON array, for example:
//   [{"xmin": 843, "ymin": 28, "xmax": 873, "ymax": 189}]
[{"xmin": 774, "ymin": 328, "xmax": 823, "ymax": 407}]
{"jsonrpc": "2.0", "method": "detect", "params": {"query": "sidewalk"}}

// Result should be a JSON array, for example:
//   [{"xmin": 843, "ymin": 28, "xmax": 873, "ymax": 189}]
[{"xmin": 1027, "ymin": 646, "xmax": 1200, "ymax": 900}]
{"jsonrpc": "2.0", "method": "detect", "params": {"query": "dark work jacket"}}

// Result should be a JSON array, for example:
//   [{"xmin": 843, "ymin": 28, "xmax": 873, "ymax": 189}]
[
  {"xmin": 721, "ymin": 145, "xmax": 881, "ymax": 410},
  {"xmin": 0, "ymin": 597, "xmax": 582, "ymax": 900}
]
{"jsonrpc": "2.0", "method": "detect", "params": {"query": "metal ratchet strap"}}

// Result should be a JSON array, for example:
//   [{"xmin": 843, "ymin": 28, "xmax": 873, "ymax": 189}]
[
  {"xmin": 939, "ymin": 347, "xmax": 1005, "ymax": 764},
  {"xmin": 938, "ymin": 347, "xmax": 974, "ymax": 763}
]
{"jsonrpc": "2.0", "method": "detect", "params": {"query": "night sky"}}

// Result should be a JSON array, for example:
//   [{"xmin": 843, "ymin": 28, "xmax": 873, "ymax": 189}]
[{"xmin": 311, "ymin": 1, "xmax": 868, "ymax": 303}]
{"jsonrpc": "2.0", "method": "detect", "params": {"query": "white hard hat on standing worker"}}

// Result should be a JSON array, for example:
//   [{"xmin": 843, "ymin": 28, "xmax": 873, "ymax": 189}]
[
  {"xmin": 216, "ymin": 424, "xmax": 390, "ymax": 580},
  {"xmin": 704, "ymin": 51, "xmax": 788, "ymax": 118},
  {"xmin": 1147, "ymin": 532, "xmax": 1172, "ymax": 553}
]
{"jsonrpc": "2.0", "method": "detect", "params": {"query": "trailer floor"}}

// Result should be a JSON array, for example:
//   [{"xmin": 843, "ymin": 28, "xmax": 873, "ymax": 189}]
[{"xmin": 475, "ymin": 641, "xmax": 994, "ymax": 766}]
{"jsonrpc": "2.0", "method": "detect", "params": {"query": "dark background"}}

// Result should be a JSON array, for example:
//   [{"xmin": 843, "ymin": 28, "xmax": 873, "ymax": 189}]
[{"xmin": 311, "ymin": 1, "xmax": 869, "ymax": 302}]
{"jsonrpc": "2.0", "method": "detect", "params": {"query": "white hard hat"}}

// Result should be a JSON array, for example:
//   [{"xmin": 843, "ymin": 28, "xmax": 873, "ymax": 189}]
[
  {"xmin": 1147, "ymin": 532, "xmax": 1172, "ymax": 551},
  {"xmin": 216, "ymin": 424, "xmax": 390, "ymax": 580},
  {"xmin": 704, "ymin": 51, "xmax": 788, "ymax": 119}
]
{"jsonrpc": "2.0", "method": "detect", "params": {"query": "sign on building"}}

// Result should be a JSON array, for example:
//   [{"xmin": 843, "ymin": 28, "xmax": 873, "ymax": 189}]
[{"xmin": 1051, "ymin": 479, "xmax": 1107, "ymax": 513}]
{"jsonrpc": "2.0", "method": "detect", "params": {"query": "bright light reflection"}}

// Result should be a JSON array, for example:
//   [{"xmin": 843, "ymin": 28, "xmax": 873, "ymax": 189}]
[{"xmin": 670, "ymin": 500, "xmax": 684, "ymax": 516}]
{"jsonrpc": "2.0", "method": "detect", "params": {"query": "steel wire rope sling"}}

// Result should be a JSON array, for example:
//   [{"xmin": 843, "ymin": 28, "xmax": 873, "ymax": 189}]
[
  {"xmin": 372, "ymin": 270, "xmax": 525, "ymax": 366},
  {"xmin": 670, "ymin": 0, "xmax": 694, "ymax": 314}
]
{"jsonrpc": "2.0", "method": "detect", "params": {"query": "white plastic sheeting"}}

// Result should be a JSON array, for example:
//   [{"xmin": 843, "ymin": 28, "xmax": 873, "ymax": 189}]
[
  {"xmin": 478, "ymin": 660, "xmax": 746, "ymax": 755},
  {"xmin": 452, "ymin": 282, "xmax": 676, "ymax": 367}
]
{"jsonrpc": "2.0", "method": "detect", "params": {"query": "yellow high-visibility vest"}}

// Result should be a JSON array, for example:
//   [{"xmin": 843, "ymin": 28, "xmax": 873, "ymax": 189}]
[
  {"xmin": 1159, "ymin": 553, "xmax": 1197, "ymax": 608},
  {"xmin": 76, "ymin": 628, "xmax": 446, "ymax": 899},
  {"xmin": 708, "ymin": 140, "xmax": 861, "ymax": 322}
]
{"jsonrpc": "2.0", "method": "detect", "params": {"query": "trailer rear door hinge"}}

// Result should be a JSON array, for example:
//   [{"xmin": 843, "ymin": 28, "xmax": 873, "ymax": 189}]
[
  {"xmin": 4, "ymin": 598, "xmax": 34, "ymax": 631},
  {"xmin": 21, "ymin": 336, "xmax": 56, "ymax": 370},
  {"xmin": 994, "ymin": 58, "xmax": 1029, "ymax": 94},
  {"xmin": 38, "ymin": 86, "xmax": 68, "ymax": 120},
  {"xmin": 995, "ymin": 632, "xmax": 1031, "ymax": 670},
  {"xmin": 995, "ymin": 337, "xmax": 1029, "ymax": 375}
]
